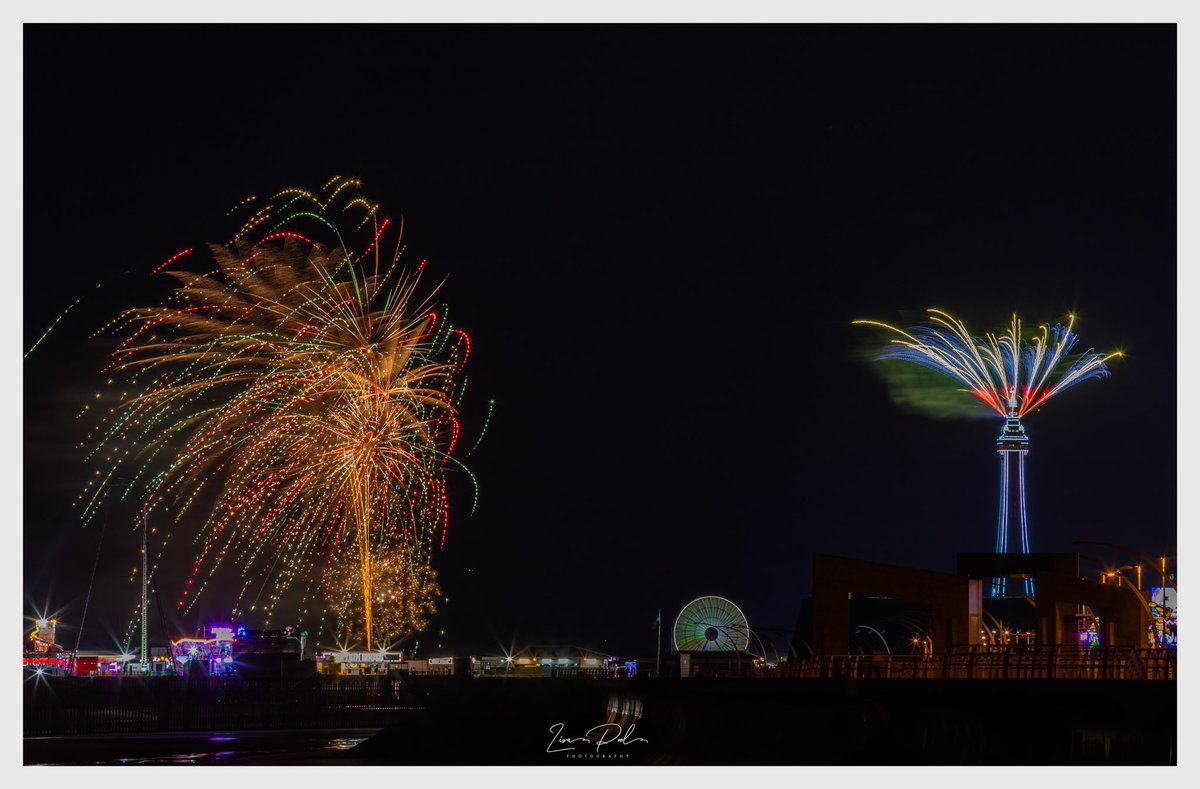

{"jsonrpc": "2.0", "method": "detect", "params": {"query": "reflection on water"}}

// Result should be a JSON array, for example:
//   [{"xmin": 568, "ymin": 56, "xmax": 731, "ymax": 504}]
[
  {"xmin": 328, "ymin": 738, "xmax": 369, "ymax": 751},
  {"xmin": 32, "ymin": 731, "xmax": 376, "ymax": 765},
  {"xmin": 116, "ymin": 751, "xmax": 242, "ymax": 765}
]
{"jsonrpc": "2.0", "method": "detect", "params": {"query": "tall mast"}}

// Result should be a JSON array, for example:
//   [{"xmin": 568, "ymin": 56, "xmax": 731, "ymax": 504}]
[{"xmin": 140, "ymin": 506, "xmax": 148, "ymax": 667}]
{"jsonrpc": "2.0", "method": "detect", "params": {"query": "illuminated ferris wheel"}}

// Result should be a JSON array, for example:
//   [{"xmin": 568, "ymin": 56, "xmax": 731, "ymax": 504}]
[{"xmin": 673, "ymin": 596, "xmax": 750, "ymax": 652}]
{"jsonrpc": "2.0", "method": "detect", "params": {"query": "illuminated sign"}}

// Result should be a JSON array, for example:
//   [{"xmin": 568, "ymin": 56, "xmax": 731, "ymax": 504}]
[
  {"xmin": 335, "ymin": 651, "xmax": 402, "ymax": 663},
  {"xmin": 340, "ymin": 653, "xmax": 378, "ymax": 663},
  {"xmin": 1150, "ymin": 587, "xmax": 1177, "ymax": 647},
  {"xmin": 1151, "ymin": 587, "xmax": 1176, "ymax": 610},
  {"xmin": 171, "ymin": 636, "xmax": 235, "ymax": 671}
]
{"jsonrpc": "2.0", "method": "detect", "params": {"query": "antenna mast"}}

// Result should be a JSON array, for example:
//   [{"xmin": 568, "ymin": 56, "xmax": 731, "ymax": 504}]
[{"xmin": 140, "ymin": 506, "xmax": 149, "ymax": 668}]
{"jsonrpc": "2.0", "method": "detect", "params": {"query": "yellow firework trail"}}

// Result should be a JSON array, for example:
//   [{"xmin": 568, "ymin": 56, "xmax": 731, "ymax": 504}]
[{"xmin": 81, "ymin": 179, "xmax": 478, "ymax": 650}]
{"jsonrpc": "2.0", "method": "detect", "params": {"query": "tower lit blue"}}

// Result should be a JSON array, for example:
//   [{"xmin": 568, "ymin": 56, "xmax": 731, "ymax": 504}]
[
  {"xmin": 855, "ymin": 311, "xmax": 1119, "ymax": 590},
  {"xmin": 994, "ymin": 393, "xmax": 1032, "ymax": 597}
]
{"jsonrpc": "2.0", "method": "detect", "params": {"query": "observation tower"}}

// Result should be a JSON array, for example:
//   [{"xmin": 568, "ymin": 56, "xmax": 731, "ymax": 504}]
[
  {"xmin": 855, "ymin": 310, "xmax": 1118, "ymax": 601},
  {"xmin": 994, "ymin": 391, "xmax": 1032, "ymax": 598}
]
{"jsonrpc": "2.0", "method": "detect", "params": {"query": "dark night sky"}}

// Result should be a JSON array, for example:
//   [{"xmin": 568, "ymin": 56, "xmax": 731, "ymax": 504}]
[{"xmin": 23, "ymin": 24, "xmax": 1175, "ymax": 658}]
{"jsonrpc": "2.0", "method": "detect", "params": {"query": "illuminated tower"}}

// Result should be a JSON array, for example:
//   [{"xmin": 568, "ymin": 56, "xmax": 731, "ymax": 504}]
[
  {"xmin": 855, "ymin": 310, "xmax": 1118, "ymax": 600},
  {"xmin": 993, "ymin": 391, "xmax": 1033, "ymax": 597}
]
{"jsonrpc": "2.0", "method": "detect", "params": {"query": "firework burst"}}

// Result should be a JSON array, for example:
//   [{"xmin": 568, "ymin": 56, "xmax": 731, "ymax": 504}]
[
  {"xmin": 856, "ymin": 309, "xmax": 1120, "ymax": 594},
  {"xmin": 854, "ymin": 309, "xmax": 1120, "ymax": 418},
  {"xmin": 326, "ymin": 545, "xmax": 441, "ymax": 649},
  {"xmin": 80, "ymin": 179, "xmax": 477, "ymax": 649}
]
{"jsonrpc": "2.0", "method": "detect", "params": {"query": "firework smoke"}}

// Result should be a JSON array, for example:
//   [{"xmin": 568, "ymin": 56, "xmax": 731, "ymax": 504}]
[{"xmin": 855, "ymin": 309, "xmax": 1119, "ymax": 419}]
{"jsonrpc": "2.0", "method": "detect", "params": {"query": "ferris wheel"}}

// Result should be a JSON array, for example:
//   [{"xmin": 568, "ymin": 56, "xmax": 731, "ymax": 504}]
[{"xmin": 673, "ymin": 596, "xmax": 750, "ymax": 652}]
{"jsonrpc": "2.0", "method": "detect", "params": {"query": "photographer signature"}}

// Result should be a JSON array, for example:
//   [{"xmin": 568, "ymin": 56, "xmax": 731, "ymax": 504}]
[{"xmin": 546, "ymin": 722, "xmax": 649, "ymax": 754}]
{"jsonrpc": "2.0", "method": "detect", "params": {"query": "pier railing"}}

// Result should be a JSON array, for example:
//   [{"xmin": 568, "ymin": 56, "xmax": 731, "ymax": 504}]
[{"xmin": 777, "ymin": 646, "xmax": 1175, "ymax": 681}]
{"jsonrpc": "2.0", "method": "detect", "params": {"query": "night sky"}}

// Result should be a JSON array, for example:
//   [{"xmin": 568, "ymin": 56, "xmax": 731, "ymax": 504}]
[{"xmin": 23, "ymin": 24, "xmax": 1175, "ymax": 658}]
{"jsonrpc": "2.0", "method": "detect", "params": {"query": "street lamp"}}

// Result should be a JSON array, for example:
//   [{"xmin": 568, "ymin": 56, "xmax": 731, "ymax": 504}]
[
  {"xmin": 1154, "ymin": 555, "xmax": 1172, "ymax": 648},
  {"xmin": 1102, "ymin": 564, "xmax": 1143, "ymax": 590},
  {"xmin": 1101, "ymin": 565, "xmax": 1164, "ymax": 648}
]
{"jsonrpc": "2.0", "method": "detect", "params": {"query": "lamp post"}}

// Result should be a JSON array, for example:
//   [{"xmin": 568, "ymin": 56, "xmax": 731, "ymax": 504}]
[
  {"xmin": 1076, "ymin": 554, "xmax": 1159, "ymax": 649},
  {"xmin": 1074, "ymin": 542, "xmax": 1174, "ymax": 591},
  {"xmin": 655, "ymin": 608, "xmax": 662, "ymax": 679},
  {"xmin": 139, "ymin": 505, "xmax": 149, "ymax": 670},
  {"xmin": 1157, "ymin": 555, "xmax": 1170, "ymax": 649},
  {"xmin": 1102, "ymin": 566, "xmax": 1161, "ymax": 648}
]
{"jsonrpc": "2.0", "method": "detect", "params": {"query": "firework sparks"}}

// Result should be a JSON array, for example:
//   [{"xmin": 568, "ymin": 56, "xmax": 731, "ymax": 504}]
[
  {"xmin": 326, "ymin": 545, "xmax": 441, "ymax": 649},
  {"xmin": 82, "ymin": 179, "xmax": 477, "ymax": 650},
  {"xmin": 854, "ymin": 309, "xmax": 1120, "ymax": 418}
]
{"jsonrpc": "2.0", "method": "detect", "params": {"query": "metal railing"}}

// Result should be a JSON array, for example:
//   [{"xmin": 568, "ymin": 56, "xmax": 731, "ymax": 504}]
[{"xmin": 775, "ymin": 646, "xmax": 1175, "ymax": 680}]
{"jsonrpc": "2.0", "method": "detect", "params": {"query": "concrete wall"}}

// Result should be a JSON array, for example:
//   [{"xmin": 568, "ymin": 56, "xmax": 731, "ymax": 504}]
[
  {"xmin": 1030, "ymin": 572, "xmax": 1149, "ymax": 647},
  {"xmin": 812, "ymin": 554, "xmax": 981, "ymax": 655},
  {"xmin": 812, "ymin": 552, "xmax": 1151, "ymax": 651}
]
